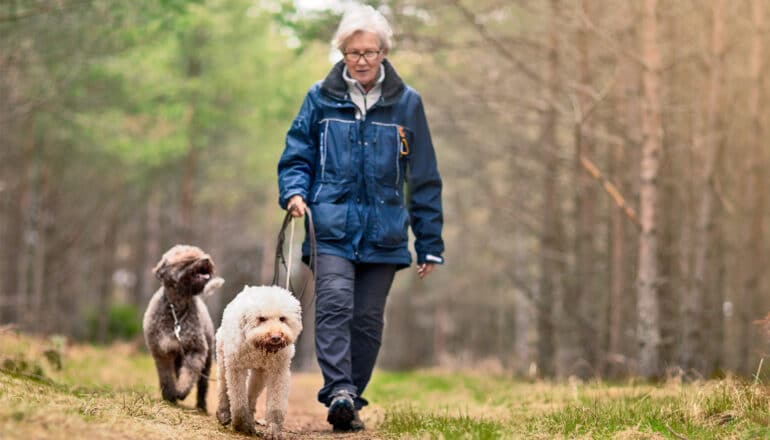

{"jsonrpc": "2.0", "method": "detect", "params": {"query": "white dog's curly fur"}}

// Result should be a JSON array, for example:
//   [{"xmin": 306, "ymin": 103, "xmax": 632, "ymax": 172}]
[{"xmin": 216, "ymin": 285, "xmax": 303, "ymax": 438}]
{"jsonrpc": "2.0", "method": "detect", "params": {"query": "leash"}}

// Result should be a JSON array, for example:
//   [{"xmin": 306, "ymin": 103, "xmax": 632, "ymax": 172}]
[
  {"xmin": 286, "ymin": 217, "xmax": 295, "ymax": 291},
  {"xmin": 273, "ymin": 208, "xmax": 317, "ymax": 305}
]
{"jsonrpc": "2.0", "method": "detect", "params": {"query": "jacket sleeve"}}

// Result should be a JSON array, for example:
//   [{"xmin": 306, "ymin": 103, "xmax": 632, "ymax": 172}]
[
  {"xmin": 406, "ymin": 92, "xmax": 445, "ymax": 265},
  {"xmin": 278, "ymin": 90, "xmax": 318, "ymax": 209}
]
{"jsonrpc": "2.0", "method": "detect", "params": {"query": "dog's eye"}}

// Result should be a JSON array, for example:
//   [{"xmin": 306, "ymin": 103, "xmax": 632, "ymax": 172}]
[
  {"xmin": 258, "ymin": 317, "xmax": 267, "ymax": 323},
  {"xmin": 279, "ymin": 316, "xmax": 286, "ymax": 322}
]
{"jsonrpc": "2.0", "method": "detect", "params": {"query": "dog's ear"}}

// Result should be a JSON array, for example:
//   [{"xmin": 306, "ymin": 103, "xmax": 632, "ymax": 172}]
[
  {"xmin": 239, "ymin": 315, "xmax": 251, "ymax": 335},
  {"xmin": 153, "ymin": 258, "xmax": 175, "ymax": 285},
  {"xmin": 292, "ymin": 308, "xmax": 303, "ymax": 334}
]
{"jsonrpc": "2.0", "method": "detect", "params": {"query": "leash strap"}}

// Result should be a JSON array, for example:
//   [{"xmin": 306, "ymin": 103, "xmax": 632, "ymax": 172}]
[
  {"xmin": 286, "ymin": 218, "xmax": 294, "ymax": 290},
  {"xmin": 272, "ymin": 208, "xmax": 317, "ymax": 303},
  {"xmin": 272, "ymin": 212, "xmax": 293, "ymax": 286}
]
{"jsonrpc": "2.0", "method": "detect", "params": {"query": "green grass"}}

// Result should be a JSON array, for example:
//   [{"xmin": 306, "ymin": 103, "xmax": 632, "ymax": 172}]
[
  {"xmin": 381, "ymin": 405, "xmax": 505, "ymax": 439},
  {"xmin": 367, "ymin": 371, "xmax": 770, "ymax": 439}
]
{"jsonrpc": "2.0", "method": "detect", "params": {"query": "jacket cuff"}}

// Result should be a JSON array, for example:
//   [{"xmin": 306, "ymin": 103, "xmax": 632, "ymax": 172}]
[{"xmin": 417, "ymin": 253, "xmax": 444, "ymax": 265}]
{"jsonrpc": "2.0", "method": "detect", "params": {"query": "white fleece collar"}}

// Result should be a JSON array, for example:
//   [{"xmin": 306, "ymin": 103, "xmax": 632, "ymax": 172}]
[{"xmin": 342, "ymin": 64, "xmax": 385, "ymax": 119}]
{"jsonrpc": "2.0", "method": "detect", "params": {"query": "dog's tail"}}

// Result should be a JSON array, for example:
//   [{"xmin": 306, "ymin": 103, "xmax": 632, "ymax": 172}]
[{"xmin": 203, "ymin": 277, "xmax": 225, "ymax": 297}]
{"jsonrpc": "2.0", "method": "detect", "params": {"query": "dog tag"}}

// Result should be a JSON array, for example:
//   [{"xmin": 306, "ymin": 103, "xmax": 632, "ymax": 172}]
[{"xmin": 174, "ymin": 324, "xmax": 182, "ymax": 341}]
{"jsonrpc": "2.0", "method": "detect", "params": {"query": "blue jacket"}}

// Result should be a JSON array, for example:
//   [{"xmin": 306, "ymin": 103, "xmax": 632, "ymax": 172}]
[{"xmin": 278, "ymin": 59, "xmax": 444, "ymax": 269}]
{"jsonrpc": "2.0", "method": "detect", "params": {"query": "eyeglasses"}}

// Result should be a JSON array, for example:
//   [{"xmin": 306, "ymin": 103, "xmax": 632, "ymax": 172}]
[{"xmin": 343, "ymin": 50, "xmax": 382, "ymax": 62}]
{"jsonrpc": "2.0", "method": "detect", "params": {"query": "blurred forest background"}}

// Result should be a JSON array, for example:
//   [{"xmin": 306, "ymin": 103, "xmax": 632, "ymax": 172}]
[{"xmin": 2, "ymin": 0, "xmax": 769, "ymax": 381}]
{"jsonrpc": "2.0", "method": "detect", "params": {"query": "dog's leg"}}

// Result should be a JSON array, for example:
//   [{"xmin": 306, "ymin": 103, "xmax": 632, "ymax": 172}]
[
  {"xmin": 154, "ymin": 355, "xmax": 179, "ymax": 403},
  {"xmin": 227, "ymin": 365, "xmax": 256, "ymax": 435},
  {"xmin": 195, "ymin": 351, "xmax": 212, "ymax": 412},
  {"xmin": 247, "ymin": 368, "xmax": 266, "ymax": 414},
  {"xmin": 175, "ymin": 349, "xmax": 207, "ymax": 400},
  {"xmin": 215, "ymin": 343, "xmax": 231, "ymax": 426},
  {"xmin": 264, "ymin": 363, "xmax": 291, "ymax": 439}
]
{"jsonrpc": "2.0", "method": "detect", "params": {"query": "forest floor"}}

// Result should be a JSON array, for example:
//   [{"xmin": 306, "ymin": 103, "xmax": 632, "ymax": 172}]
[{"xmin": 2, "ymin": 329, "xmax": 770, "ymax": 439}]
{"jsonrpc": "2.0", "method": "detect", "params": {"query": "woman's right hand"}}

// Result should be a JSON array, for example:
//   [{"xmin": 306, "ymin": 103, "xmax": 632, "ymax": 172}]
[{"xmin": 287, "ymin": 195, "xmax": 307, "ymax": 217}]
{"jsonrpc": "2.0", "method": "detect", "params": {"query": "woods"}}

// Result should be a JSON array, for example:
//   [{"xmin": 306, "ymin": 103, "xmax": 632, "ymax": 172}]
[{"xmin": 2, "ymin": 0, "xmax": 769, "ymax": 380}]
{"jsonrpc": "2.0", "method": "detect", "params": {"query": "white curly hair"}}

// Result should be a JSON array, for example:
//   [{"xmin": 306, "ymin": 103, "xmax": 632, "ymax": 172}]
[{"xmin": 332, "ymin": 4, "xmax": 393, "ymax": 52}]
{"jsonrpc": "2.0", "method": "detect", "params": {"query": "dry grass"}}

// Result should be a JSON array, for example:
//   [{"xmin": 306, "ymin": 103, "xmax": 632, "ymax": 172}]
[
  {"xmin": 0, "ymin": 329, "xmax": 236, "ymax": 440},
  {"xmin": 0, "ymin": 329, "xmax": 373, "ymax": 439}
]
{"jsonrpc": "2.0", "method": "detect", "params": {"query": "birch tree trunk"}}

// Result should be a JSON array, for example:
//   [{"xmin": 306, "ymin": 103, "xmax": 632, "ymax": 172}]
[{"xmin": 636, "ymin": 0, "xmax": 663, "ymax": 379}]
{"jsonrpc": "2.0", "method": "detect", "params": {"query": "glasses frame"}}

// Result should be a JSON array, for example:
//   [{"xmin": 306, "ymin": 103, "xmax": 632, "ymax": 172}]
[{"xmin": 342, "ymin": 50, "xmax": 383, "ymax": 63}]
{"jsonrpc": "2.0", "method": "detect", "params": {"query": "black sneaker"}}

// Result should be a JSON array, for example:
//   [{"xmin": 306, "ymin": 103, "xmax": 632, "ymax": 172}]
[{"xmin": 327, "ymin": 390, "xmax": 356, "ymax": 431}]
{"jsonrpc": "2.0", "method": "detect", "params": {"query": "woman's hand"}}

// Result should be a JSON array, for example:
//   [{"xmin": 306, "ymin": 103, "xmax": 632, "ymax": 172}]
[
  {"xmin": 287, "ymin": 195, "xmax": 306, "ymax": 217},
  {"xmin": 417, "ymin": 263, "xmax": 435, "ymax": 279}
]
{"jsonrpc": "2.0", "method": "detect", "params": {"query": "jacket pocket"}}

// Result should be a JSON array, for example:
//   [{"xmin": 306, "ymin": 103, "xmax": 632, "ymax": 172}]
[
  {"xmin": 312, "ymin": 201, "xmax": 349, "ymax": 241},
  {"xmin": 374, "ymin": 193, "xmax": 409, "ymax": 248},
  {"xmin": 373, "ymin": 123, "xmax": 410, "ymax": 186},
  {"xmin": 319, "ymin": 119, "xmax": 355, "ymax": 180}
]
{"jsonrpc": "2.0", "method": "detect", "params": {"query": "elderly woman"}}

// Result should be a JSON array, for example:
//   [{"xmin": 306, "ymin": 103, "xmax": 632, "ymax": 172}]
[{"xmin": 277, "ymin": 4, "xmax": 444, "ymax": 432}]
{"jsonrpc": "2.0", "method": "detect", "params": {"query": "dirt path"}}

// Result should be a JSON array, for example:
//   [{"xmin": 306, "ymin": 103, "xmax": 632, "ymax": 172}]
[{"xmin": 207, "ymin": 372, "xmax": 384, "ymax": 439}]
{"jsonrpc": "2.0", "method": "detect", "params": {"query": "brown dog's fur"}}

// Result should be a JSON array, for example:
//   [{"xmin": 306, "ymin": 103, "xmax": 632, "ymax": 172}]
[{"xmin": 142, "ymin": 245, "xmax": 219, "ymax": 411}]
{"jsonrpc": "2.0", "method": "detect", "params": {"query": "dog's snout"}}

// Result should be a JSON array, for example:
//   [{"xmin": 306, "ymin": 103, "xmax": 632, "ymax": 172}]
[{"xmin": 270, "ymin": 334, "xmax": 282, "ymax": 343}]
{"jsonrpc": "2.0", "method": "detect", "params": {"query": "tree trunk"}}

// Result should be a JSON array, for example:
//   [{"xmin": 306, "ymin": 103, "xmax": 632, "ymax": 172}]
[
  {"xmin": 31, "ymin": 164, "xmax": 52, "ymax": 332},
  {"xmin": 537, "ymin": 0, "xmax": 561, "ymax": 378},
  {"xmin": 738, "ymin": 0, "xmax": 766, "ymax": 375},
  {"xmin": 636, "ymin": 0, "xmax": 663, "ymax": 379},
  {"xmin": 561, "ymin": 0, "xmax": 596, "ymax": 379},
  {"xmin": 0, "ymin": 152, "xmax": 23, "ymax": 324},
  {"xmin": 17, "ymin": 121, "xmax": 35, "ymax": 329},
  {"xmin": 680, "ymin": 0, "xmax": 726, "ymax": 375},
  {"xmin": 607, "ymin": 142, "xmax": 626, "ymax": 376},
  {"xmin": 96, "ymin": 205, "xmax": 120, "ymax": 343},
  {"xmin": 179, "ymin": 146, "xmax": 198, "ymax": 242},
  {"xmin": 575, "ymin": 0, "xmax": 598, "ymax": 375},
  {"xmin": 0, "ymin": 44, "xmax": 27, "ymax": 324},
  {"xmin": 141, "ymin": 189, "xmax": 162, "ymax": 305}
]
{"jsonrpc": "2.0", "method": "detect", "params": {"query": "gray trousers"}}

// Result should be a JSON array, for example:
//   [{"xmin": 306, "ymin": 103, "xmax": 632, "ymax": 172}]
[{"xmin": 314, "ymin": 254, "xmax": 397, "ymax": 409}]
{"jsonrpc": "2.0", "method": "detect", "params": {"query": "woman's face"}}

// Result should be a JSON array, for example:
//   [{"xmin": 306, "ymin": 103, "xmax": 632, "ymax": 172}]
[{"xmin": 342, "ymin": 31, "xmax": 386, "ymax": 90}]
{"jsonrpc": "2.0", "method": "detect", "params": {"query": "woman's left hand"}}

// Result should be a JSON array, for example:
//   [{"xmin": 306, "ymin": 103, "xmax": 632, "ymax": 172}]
[{"xmin": 417, "ymin": 263, "xmax": 435, "ymax": 279}]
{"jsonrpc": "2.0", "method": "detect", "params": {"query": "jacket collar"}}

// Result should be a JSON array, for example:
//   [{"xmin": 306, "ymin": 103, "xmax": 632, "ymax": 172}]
[{"xmin": 321, "ymin": 58, "xmax": 405, "ymax": 107}]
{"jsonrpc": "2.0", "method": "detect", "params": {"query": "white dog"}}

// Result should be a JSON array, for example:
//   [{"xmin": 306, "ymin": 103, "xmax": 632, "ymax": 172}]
[{"xmin": 216, "ymin": 285, "xmax": 303, "ymax": 438}]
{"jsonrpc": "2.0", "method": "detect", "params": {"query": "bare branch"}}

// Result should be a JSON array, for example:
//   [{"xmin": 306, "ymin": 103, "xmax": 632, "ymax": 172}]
[
  {"xmin": 580, "ymin": 154, "xmax": 642, "ymax": 230},
  {"xmin": 447, "ymin": 0, "xmax": 546, "ymax": 86}
]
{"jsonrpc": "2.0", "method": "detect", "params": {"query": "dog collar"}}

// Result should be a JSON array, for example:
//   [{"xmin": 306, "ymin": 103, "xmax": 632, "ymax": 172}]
[{"xmin": 164, "ymin": 294, "xmax": 189, "ymax": 342}]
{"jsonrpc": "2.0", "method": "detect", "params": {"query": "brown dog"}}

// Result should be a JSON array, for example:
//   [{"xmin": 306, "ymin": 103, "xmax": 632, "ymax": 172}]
[{"xmin": 142, "ymin": 244, "xmax": 223, "ymax": 411}]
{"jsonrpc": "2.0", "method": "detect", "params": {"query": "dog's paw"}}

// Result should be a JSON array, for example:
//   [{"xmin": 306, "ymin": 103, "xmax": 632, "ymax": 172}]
[
  {"xmin": 216, "ymin": 407, "xmax": 231, "ymax": 426},
  {"xmin": 232, "ymin": 420, "xmax": 257, "ymax": 436},
  {"xmin": 160, "ymin": 389, "xmax": 178, "ymax": 404},
  {"xmin": 203, "ymin": 277, "xmax": 225, "ymax": 297},
  {"xmin": 265, "ymin": 423, "xmax": 283, "ymax": 440}
]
